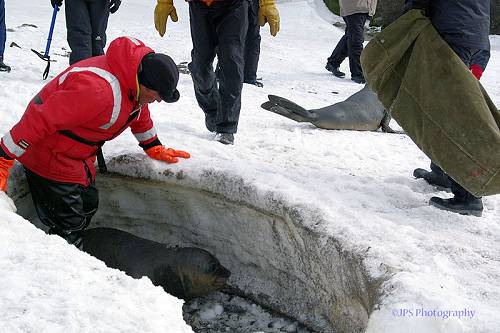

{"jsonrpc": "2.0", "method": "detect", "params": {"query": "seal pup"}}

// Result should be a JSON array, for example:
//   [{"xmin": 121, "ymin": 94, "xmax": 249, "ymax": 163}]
[
  {"xmin": 261, "ymin": 85, "xmax": 397, "ymax": 133},
  {"xmin": 82, "ymin": 227, "xmax": 231, "ymax": 300}
]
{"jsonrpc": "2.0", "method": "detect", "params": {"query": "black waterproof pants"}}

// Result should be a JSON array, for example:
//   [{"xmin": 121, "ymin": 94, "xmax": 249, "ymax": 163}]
[
  {"xmin": 243, "ymin": 0, "xmax": 261, "ymax": 82},
  {"xmin": 65, "ymin": 0, "xmax": 110, "ymax": 65},
  {"xmin": 25, "ymin": 168, "xmax": 99, "ymax": 247},
  {"xmin": 188, "ymin": 0, "xmax": 248, "ymax": 134},
  {"xmin": 429, "ymin": 43, "xmax": 484, "ymax": 201},
  {"xmin": 0, "ymin": 0, "xmax": 5, "ymax": 59},
  {"xmin": 327, "ymin": 12, "xmax": 368, "ymax": 79}
]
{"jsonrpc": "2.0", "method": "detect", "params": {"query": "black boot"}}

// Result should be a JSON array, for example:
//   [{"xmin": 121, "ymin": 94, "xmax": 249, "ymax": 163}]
[
  {"xmin": 413, "ymin": 168, "xmax": 451, "ymax": 190},
  {"xmin": 351, "ymin": 75, "xmax": 366, "ymax": 84},
  {"xmin": 325, "ymin": 63, "xmax": 345, "ymax": 78},
  {"xmin": 429, "ymin": 196, "xmax": 483, "ymax": 217},
  {"xmin": 244, "ymin": 79, "xmax": 264, "ymax": 87},
  {"xmin": 214, "ymin": 132, "xmax": 234, "ymax": 145},
  {"xmin": 0, "ymin": 60, "xmax": 11, "ymax": 73},
  {"xmin": 49, "ymin": 228, "xmax": 84, "ymax": 249}
]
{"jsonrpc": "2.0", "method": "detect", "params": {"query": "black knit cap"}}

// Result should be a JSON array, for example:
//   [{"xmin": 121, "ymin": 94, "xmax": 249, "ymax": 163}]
[{"xmin": 138, "ymin": 53, "xmax": 180, "ymax": 103}]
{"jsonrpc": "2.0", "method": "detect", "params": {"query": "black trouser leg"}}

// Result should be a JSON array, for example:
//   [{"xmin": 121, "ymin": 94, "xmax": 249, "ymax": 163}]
[
  {"xmin": 88, "ymin": 0, "xmax": 110, "ymax": 57},
  {"xmin": 0, "ymin": 0, "xmax": 5, "ymax": 59},
  {"xmin": 244, "ymin": 0, "xmax": 260, "ymax": 82},
  {"xmin": 216, "ymin": 0, "xmax": 248, "ymax": 133},
  {"xmin": 66, "ymin": 0, "xmax": 92, "ymax": 64},
  {"xmin": 188, "ymin": 0, "xmax": 248, "ymax": 134},
  {"xmin": 24, "ymin": 168, "xmax": 99, "ymax": 246},
  {"xmin": 327, "ymin": 33, "xmax": 348, "ymax": 68},
  {"xmin": 66, "ymin": 0, "xmax": 109, "ymax": 64},
  {"xmin": 345, "ymin": 13, "xmax": 367, "ymax": 78},
  {"xmin": 188, "ymin": 2, "xmax": 220, "ymax": 132}
]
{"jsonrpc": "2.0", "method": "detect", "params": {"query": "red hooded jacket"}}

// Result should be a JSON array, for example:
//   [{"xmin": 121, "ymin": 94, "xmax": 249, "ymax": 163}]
[{"xmin": 1, "ymin": 37, "xmax": 161, "ymax": 186}]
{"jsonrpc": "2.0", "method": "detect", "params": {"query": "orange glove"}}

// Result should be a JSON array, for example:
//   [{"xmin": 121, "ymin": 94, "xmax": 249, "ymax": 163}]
[
  {"xmin": 145, "ymin": 145, "xmax": 190, "ymax": 164},
  {"xmin": 0, "ymin": 158, "xmax": 15, "ymax": 192}
]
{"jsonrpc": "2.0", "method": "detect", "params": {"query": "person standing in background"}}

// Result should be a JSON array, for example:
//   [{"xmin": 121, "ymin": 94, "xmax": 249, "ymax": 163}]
[
  {"xmin": 153, "ymin": 0, "xmax": 279, "ymax": 145},
  {"xmin": 243, "ymin": 0, "xmax": 263, "ymax": 87},
  {"xmin": 407, "ymin": 0, "xmax": 491, "ymax": 216},
  {"xmin": 0, "ymin": 0, "xmax": 10, "ymax": 72},
  {"xmin": 51, "ymin": 0, "xmax": 121, "ymax": 65},
  {"xmin": 325, "ymin": 0, "xmax": 378, "ymax": 84}
]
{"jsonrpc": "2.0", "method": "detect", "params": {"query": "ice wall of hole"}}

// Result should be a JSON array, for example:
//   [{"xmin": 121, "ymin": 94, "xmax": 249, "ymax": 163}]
[{"xmin": 11, "ymin": 167, "xmax": 384, "ymax": 333}]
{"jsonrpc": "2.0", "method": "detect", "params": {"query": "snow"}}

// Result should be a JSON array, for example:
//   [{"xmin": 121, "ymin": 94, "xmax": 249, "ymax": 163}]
[{"xmin": 1, "ymin": 0, "xmax": 499, "ymax": 332}]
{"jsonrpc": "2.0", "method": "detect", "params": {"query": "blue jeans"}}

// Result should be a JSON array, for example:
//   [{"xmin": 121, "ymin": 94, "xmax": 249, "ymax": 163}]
[{"xmin": 0, "ymin": 0, "xmax": 6, "ymax": 59}]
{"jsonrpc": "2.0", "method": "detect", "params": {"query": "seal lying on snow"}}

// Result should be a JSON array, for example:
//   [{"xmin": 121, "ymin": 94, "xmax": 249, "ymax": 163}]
[
  {"xmin": 261, "ymin": 85, "xmax": 397, "ymax": 132},
  {"xmin": 82, "ymin": 227, "xmax": 231, "ymax": 300}
]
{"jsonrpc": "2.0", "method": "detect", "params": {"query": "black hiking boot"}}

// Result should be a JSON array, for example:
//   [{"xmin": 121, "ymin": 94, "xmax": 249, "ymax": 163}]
[
  {"xmin": 49, "ymin": 228, "xmax": 84, "ymax": 249},
  {"xmin": 325, "ymin": 63, "xmax": 345, "ymax": 78},
  {"xmin": 413, "ymin": 168, "xmax": 451, "ymax": 190},
  {"xmin": 214, "ymin": 133, "xmax": 234, "ymax": 145},
  {"xmin": 0, "ymin": 60, "xmax": 11, "ymax": 73},
  {"xmin": 351, "ymin": 75, "xmax": 366, "ymax": 84},
  {"xmin": 244, "ymin": 79, "xmax": 264, "ymax": 88},
  {"xmin": 429, "ymin": 196, "xmax": 483, "ymax": 217}
]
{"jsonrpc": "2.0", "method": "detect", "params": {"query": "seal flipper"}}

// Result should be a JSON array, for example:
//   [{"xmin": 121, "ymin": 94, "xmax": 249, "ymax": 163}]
[
  {"xmin": 380, "ymin": 110, "xmax": 404, "ymax": 134},
  {"xmin": 267, "ymin": 95, "xmax": 314, "ymax": 119},
  {"xmin": 261, "ymin": 101, "xmax": 308, "ymax": 122}
]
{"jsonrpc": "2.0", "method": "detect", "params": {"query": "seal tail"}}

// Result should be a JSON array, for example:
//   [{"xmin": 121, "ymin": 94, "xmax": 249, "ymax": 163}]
[
  {"xmin": 267, "ymin": 95, "xmax": 313, "ymax": 118},
  {"xmin": 262, "ymin": 101, "xmax": 308, "ymax": 122},
  {"xmin": 262, "ymin": 95, "xmax": 316, "ymax": 122}
]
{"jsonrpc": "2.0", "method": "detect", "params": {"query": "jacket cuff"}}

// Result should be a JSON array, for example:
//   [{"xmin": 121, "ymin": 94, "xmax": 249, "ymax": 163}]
[
  {"xmin": 0, "ymin": 145, "xmax": 14, "ymax": 160},
  {"xmin": 139, "ymin": 138, "xmax": 162, "ymax": 150},
  {"xmin": 470, "ymin": 64, "xmax": 484, "ymax": 80}
]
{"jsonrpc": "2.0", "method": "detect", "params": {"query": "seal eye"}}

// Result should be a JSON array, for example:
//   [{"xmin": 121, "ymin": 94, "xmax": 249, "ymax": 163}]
[{"xmin": 207, "ymin": 261, "xmax": 219, "ymax": 273}]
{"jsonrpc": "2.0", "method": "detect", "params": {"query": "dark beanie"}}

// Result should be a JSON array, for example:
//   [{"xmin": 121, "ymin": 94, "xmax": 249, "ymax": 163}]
[{"xmin": 138, "ymin": 53, "xmax": 180, "ymax": 103}]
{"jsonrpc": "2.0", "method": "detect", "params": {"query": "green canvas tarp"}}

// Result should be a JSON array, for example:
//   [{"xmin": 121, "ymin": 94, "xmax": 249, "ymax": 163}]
[{"xmin": 361, "ymin": 10, "xmax": 500, "ymax": 196}]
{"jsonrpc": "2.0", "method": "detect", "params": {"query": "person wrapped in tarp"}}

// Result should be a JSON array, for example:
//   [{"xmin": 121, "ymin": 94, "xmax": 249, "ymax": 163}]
[{"xmin": 361, "ymin": 0, "xmax": 498, "ymax": 217}]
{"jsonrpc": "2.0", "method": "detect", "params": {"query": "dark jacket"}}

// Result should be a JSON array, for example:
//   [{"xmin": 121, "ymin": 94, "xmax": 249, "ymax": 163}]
[{"xmin": 405, "ymin": 0, "xmax": 490, "ymax": 49}]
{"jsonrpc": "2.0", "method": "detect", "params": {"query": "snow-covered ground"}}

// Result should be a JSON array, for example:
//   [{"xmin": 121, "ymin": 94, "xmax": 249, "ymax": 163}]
[{"xmin": 1, "ymin": 0, "xmax": 499, "ymax": 332}]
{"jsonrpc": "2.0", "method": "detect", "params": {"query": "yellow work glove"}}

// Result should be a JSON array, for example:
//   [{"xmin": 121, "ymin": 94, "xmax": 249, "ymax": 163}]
[
  {"xmin": 259, "ymin": 0, "xmax": 280, "ymax": 37},
  {"xmin": 154, "ymin": 0, "xmax": 178, "ymax": 37}
]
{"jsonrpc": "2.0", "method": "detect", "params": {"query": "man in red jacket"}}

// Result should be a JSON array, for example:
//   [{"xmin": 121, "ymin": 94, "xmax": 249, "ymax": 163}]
[{"xmin": 0, "ymin": 36, "xmax": 190, "ymax": 247}]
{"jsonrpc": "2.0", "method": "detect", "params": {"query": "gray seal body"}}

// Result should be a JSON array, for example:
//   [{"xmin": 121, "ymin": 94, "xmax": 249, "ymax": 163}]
[
  {"xmin": 82, "ymin": 227, "xmax": 231, "ymax": 300},
  {"xmin": 261, "ymin": 85, "xmax": 397, "ymax": 132}
]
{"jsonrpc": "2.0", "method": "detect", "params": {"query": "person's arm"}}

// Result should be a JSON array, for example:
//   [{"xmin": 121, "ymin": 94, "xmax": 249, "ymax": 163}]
[
  {"xmin": 130, "ymin": 104, "xmax": 190, "ymax": 163},
  {"xmin": 470, "ymin": 48, "xmax": 490, "ymax": 80}
]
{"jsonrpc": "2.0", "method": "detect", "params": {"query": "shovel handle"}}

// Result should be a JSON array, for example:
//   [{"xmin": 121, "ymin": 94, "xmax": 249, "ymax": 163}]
[{"xmin": 45, "ymin": 6, "xmax": 59, "ymax": 57}]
